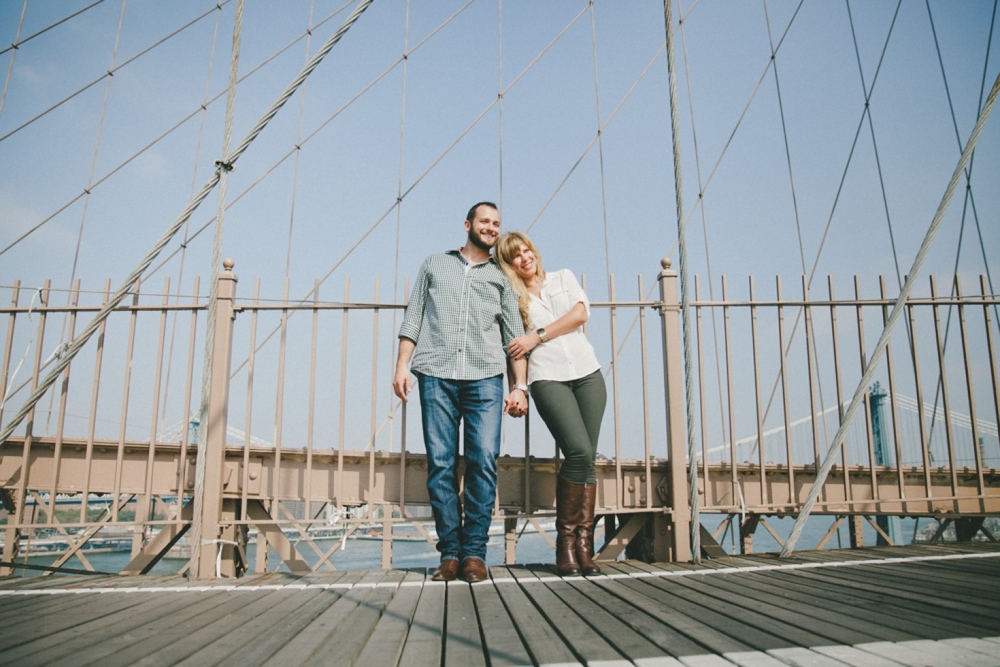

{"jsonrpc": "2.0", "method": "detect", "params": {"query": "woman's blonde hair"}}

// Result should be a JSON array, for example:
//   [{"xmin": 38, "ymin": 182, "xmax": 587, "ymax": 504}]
[{"xmin": 494, "ymin": 231, "xmax": 545, "ymax": 330}]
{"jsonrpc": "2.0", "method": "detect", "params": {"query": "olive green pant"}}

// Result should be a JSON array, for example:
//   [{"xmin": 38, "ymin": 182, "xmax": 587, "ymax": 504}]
[{"xmin": 530, "ymin": 370, "xmax": 607, "ymax": 484}]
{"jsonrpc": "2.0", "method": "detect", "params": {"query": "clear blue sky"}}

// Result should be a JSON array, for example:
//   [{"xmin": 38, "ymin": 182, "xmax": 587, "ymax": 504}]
[
  {"xmin": 2, "ymin": 0, "xmax": 996, "ymax": 300},
  {"xmin": 1, "ymin": 1, "xmax": 997, "ymax": 455}
]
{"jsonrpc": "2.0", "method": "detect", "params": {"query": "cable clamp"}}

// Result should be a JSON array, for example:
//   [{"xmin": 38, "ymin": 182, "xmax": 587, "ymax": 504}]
[{"xmin": 214, "ymin": 160, "xmax": 235, "ymax": 173}]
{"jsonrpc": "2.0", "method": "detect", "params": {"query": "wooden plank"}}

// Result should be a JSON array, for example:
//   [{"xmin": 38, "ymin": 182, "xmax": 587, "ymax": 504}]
[
  {"xmin": 19, "ymin": 588, "xmax": 239, "ymax": 666},
  {"xmin": 353, "ymin": 570, "xmax": 427, "ymax": 667},
  {"xmin": 491, "ymin": 565, "xmax": 582, "ymax": 666},
  {"xmin": 514, "ymin": 564, "xmax": 630, "ymax": 665},
  {"xmin": 553, "ymin": 575, "xmax": 695, "ymax": 664},
  {"xmin": 782, "ymin": 563, "xmax": 1000, "ymax": 631},
  {"xmin": 767, "ymin": 646, "xmax": 867, "ymax": 666},
  {"xmin": 0, "ymin": 591, "xmax": 159, "ymax": 664},
  {"xmin": 254, "ymin": 569, "xmax": 392, "ymax": 666},
  {"xmin": 667, "ymin": 568, "xmax": 889, "ymax": 645},
  {"xmin": 443, "ymin": 580, "xmax": 488, "ymax": 666},
  {"xmin": 591, "ymin": 572, "xmax": 757, "ymax": 655},
  {"xmin": 397, "ymin": 574, "xmax": 445, "ymax": 666},
  {"xmin": 50, "ymin": 589, "xmax": 245, "ymax": 666},
  {"xmin": 470, "ymin": 574, "xmax": 534, "ymax": 667},
  {"xmin": 566, "ymin": 568, "xmax": 709, "ymax": 658},
  {"xmin": 637, "ymin": 571, "xmax": 833, "ymax": 649},
  {"xmin": 747, "ymin": 569, "xmax": 967, "ymax": 640},
  {"xmin": 811, "ymin": 643, "xmax": 927, "ymax": 667}
]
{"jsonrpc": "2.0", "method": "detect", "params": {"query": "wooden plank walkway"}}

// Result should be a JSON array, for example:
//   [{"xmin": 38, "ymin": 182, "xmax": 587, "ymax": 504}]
[{"xmin": 1, "ymin": 542, "xmax": 999, "ymax": 666}]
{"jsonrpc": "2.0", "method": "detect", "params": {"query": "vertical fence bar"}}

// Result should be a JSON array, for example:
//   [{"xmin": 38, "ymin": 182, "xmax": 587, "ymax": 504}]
[
  {"xmin": 48, "ymin": 279, "xmax": 80, "ymax": 520},
  {"xmin": 80, "ymin": 279, "xmax": 111, "ymax": 523},
  {"xmin": 135, "ymin": 278, "xmax": 170, "ymax": 554},
  {"xmin": 776, "ymin": 277, "xmax": 794, "ymax": 501},
  {"xmin": 609, "ymin": 274, "xmax": 622, "ymax": 507},
  {"xmin": 983, "ymin": 276, "xmax": 1000, "ymax": 476},
  {"xmin": 178, "ymin": 276, "xmax": 200, "ymax": 515},
  {"xmin": 855, "ymin": 276, "xmax": 878, "ymax": 503},
  {"xmin": 929, "ymin": 276, "xmax": 959, "ymax": 504},
  {"xmin": 722, "ymin": 277, "xmax": 737, "ymax": 499},
  {"xmin": 695, "ymin": 276, "xmax": 709, "ymax": 502},
  {"xmin": 748, "ymin": 276, "xmax": 768, "ymax": 506},
  {"xmin": 907, "ymin": 287, "xmax": 933, "ymax": 496},
  {"xmin": 954, "ymin": 276, "xmax": 985, "ymax": 496},
  {"xmin": 336, "ymin": 278, "xmax": 350, "ymax": 512},
  {"xmin": 879, "ymin": 276, "xmax": 906, "ymax": 501},
  {"xmin": 638, "ymin": 276, "xmax": 652, "ymax": 509},
  {"xmin": 245, "ymin": 279, "xmax": 263, "ymax": 572},
  {"xmin": 0, "ymin": 281, "xmax": 20, "ymax": 428},
  {"xmin": 113, "ymin": 282, "xmax": 140, "ymax": 522},
  {"xmin": 802, "ymin": 277, "xmax": 820, "ymax": 469},
  {"xmin": 827, "ymin": 276, "xmax": 850, "ymax": 505},
  {"xmin": 274, "ymin": 278, "xmax": 289, "ymax": 515},
  {"xmin": 305, "ymin": 280, "xmax": 320, "ymax": 527}
]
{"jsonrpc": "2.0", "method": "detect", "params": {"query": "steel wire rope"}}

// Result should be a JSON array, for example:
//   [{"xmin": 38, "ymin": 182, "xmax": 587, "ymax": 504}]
[
  {"xmin": 0, "ymin": 0, "xmax": 375, "ymax": 447},
  {"xmin": 675, "ymin": 0, "xmax": 751, "ymax": 469},
  {"xmin": 386, "ymin": 0, "xmax": 412, "ymax": 455},
  {"xmin": 0, "ymin": 0, "xmax": 106, "ymax": 58},
  {"xmin": 782, "ymin": 68, "xmax": 1000, "ymax": 557},
  {"xmin": 743, "ymin": 1, "xmax": 902, "ymax": 472},
  {"xmin": 919, "ymin": 0, "xmax": 999, "ymax": 461},
  {"xmin": 190, "ymin": 0, "xmax": 244, "ymax": 574},
  {"xmin": 44, "ymin": 0, "xmax": 129, "ymax": 436},
  {"xmin": 664, "ymin": 0, "xmax": 701, "ymax": 562},
  {"xmin": 740, "ymin": 0, "xmax": 836, "ymax": 466},
  {"xmin": 0, "ymin": 1, "xmax": 355, "ymax": 259},
  {"xmin": 0, "ymin": 0, "xmax": 28, "ymax": 121},
  {"xmin": 0, "ymin": 1, "xmax": 232, "ymax": 144},
  {"xmin": 669, "ymin": 1, "xmax": 804, "ymax": 477},
  {"xmin": 157, "ymin": 4, "xmax": 225, "ymax": 443}
]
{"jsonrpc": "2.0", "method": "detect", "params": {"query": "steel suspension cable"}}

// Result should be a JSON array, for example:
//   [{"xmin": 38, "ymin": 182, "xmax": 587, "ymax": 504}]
[
  {"xmin": 0, "ymin": 2, "xmax": 352, "ymax": 260},
  {"xmin": 782, "ymin": 69, "xmax": 1000, "ymax": 557},
  {"xmin": 664, "ymin": 0, "xmax": 700, "ymax": 562},
  {"xmin": 0, "ymin": 0, "xmax": 374, "ymax": 446},
  {"xmin": 0, "ymin": 0, "xmax": 28, "ymax": 121},
  {"xmin": 191, "ymin": 0, "xmax": 244, "ymax": 573},
  {"xmin": 0, "ymin": 0, "xmax": 106, "ymax": 57},
  {"xmin": 0, "ymin": 1, "xmax": 231, "ymax": 144}
]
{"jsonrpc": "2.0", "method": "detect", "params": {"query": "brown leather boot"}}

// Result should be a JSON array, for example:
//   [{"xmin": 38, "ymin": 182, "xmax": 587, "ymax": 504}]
[
  {"xmin": 576, "ymin": 483, "xmax": 601, "ymax": 575},
  {"xmin": 555, "ymin": 475, "xmax": 584, "ymax": 576}
]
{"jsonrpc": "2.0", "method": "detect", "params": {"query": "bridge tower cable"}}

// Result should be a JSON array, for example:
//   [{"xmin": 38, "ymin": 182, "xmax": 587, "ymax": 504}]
[
  {"xmin": 782, "ymin": 68, "xmax": 1000, "ymax": 558},
  {"xmin": 0, "ymin": 0, "xmax": 375, "ymax": 448}
]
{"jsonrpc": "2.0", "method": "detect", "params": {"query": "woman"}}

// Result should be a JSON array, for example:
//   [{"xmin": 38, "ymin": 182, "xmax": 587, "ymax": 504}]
[{"xmin": 495, "ymin": 231, "xmax": 607, "ymax": 576}]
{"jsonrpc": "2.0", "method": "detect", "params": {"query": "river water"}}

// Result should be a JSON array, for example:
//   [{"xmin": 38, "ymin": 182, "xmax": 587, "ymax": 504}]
[{"xmin": 19, "ymin": 514, "xmax": 928, "ymax": 577}]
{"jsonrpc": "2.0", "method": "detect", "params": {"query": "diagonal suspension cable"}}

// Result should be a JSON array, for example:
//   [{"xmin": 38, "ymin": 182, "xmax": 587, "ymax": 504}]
[
  {"xmin": 781, "ymin": 68, "xmax": 1000, "ymax": 557},
  {"xmin": 0, "ymin": 0, "xmax": 374, "ymax": 446}
]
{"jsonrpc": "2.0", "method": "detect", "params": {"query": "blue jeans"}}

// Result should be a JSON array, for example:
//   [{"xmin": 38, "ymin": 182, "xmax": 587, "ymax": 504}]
[{"xmin": 416, "ymin": 373, "xmax": 503, "ymax": 563}]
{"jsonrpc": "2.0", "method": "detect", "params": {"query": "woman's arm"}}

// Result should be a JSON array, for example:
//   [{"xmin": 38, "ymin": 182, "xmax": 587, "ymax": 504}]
[{"xmin": 507, "ymin": 301, "xmax": 587, "ymax": 360}]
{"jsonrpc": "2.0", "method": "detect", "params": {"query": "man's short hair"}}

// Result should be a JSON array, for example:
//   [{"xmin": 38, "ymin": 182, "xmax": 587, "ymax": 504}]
[{"xmin": 466, "ymin": 201, "xmax": 498, "ymax": 224}]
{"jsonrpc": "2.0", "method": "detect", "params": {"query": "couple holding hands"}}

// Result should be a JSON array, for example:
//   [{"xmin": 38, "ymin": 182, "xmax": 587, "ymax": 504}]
[{"xmin": 392, "ymin": 201, "xmax": 606, "ymax": 583}]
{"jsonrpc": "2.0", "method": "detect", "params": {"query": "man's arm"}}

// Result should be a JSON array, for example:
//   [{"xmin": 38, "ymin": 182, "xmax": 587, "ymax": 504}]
[{"xmin": 392, "ymin": 337, "xmax": 416, "ymax": 402}]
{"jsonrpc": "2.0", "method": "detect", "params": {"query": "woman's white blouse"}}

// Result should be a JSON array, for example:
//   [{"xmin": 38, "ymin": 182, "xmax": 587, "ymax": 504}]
[{"xmin": 526, "ymin": 269, "xmax": 601, "ymax": 384}]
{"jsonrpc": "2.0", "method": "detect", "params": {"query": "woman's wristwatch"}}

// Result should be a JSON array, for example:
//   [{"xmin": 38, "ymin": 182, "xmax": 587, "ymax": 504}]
[
  {"xmin": 536, "ymin": 327, "xmax": 549, "ymax": 342},
  {"xmin": 513, "ymin": 384, "xmax": 529, "ymax": 395}
]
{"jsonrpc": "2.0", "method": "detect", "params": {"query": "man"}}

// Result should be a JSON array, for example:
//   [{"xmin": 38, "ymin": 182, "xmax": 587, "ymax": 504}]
[{"xmin": 392, "ymin": 201, "xmax": 529, "ymax": 583}]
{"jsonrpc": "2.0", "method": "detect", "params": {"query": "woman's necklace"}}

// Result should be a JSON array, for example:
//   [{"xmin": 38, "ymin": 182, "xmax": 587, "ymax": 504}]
[{"xmin": 527, "ymin": 275, "xmax": 543, "ymax": 297}]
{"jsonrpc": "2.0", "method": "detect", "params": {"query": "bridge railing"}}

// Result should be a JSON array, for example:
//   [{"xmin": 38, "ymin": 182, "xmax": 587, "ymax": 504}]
[{"xmin": 1, "ymin": 263, "xmax": 997, "ymax": 577}]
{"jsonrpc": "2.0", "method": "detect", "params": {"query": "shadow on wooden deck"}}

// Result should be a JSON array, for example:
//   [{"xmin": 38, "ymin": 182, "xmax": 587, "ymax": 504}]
[{"xmin": 1, "ymin": 542, "xmax": 999, "ymax": 666}]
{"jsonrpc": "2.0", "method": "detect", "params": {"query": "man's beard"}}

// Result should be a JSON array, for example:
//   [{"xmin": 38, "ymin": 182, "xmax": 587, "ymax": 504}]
[{"xmin": 468, "ymin": 228, "xmax": 495, "ymax": 251}]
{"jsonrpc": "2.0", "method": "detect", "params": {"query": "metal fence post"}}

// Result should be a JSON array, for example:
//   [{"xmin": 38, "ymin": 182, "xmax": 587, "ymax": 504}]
[
  {"xmin": 657, "ymin": 259, "xmax": 692, "ymax": 561},
  {"xmin": 192, "ymin": 260, "xmax": 238, "ymax": 579}
]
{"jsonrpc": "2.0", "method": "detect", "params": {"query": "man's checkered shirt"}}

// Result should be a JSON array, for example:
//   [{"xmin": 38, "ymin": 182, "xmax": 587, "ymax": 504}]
[{"xmin": 399, "ymin": 250, "xmax": 525, "ymax": 380}]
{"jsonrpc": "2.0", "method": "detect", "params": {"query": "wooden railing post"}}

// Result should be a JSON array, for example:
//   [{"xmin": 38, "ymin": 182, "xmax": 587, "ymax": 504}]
[
  {"xmin": 657, "ymin": 258, "xmax": 692, "ymax": 561},
  {"xmin": 191, "ymin": 259, "xmax": 238, "ymax": 579}
]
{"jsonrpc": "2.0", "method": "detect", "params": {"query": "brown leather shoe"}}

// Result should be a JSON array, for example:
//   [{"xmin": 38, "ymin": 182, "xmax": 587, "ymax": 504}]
[
  {"xmin": 460, "ymin": 557, "xmax": 489, "ymax": 583},
  {"xmin": 431, "ymin": 559, "xmax": 460, "ymax": 582}
]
